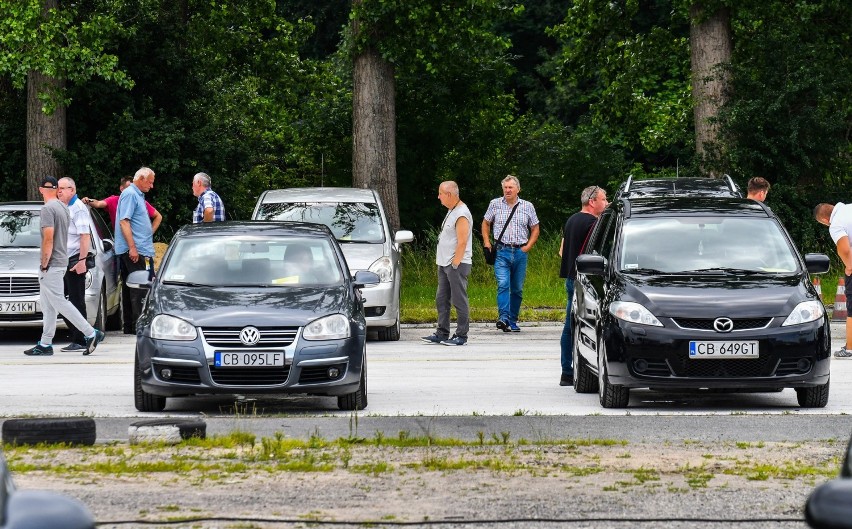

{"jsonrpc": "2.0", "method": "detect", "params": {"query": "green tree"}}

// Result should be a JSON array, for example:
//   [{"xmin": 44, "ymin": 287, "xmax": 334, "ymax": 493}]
[{"xmin": 0, "ymin": 0, "xmax": 132, "ymax": 198}]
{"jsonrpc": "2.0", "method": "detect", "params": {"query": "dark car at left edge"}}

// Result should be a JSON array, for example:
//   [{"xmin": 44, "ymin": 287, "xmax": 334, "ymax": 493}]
[{"xmin": 129, "ymin": 221, "xmax": 379, "ymax": 412}]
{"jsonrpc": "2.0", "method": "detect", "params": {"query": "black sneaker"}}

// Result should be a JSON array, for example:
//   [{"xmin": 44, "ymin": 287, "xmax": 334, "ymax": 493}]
[
  {"xmin": 496, "ymin": 319, "xmax": 510, "ymax": 332},
  {"xmin": 84, "ymin": 329, "xmax": 105, "ymax": 355},
  {"xmin": 61, "ymin": 343, "xmax": 86, "ymax": 352},
  {"xmin": 24, "ymin": 344, "xmax": 54, "ymax": 356},
  {"xmin": 559, "ymin": 372, "xmax": 573, "ymax": 386},
  {"xmin": 834, "ymin": 346, "xmax": 852, "ymax": 358},
  {"xmin": 421, "ymin": 334, "xmax": 446, "ymax": 344},
  {"xmin": 440, "ymin": 335, "xmax": 467, "ymax": 346}
]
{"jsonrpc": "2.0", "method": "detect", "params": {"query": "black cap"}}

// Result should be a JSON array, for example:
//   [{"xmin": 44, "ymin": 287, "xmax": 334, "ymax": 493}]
[{"xmin": 40, "ymin": 175, "xmax": 59, "ymax": 189}]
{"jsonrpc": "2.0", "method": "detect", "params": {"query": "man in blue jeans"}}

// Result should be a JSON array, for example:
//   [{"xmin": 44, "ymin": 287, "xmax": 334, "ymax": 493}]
[
  {"xmin": 558, "ymin": 186, "xmax": 608, "ymax": 385},
  {"xmin": 482, "ymin": 175, "xmax": 540, "ymax": 332}
]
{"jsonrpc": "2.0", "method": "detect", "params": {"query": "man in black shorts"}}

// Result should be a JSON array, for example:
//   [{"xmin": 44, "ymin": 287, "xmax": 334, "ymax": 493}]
[{"xmin": 557, "ymin": 185, "xmax": 608, "ymax": 386}]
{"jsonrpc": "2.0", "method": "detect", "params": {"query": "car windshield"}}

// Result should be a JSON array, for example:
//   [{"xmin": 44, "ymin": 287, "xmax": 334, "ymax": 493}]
[
  {"xmin": 0, "ymin": 210, "xmax": 40, "ymax": 248},
  {"xmin": 162, "ymin": 235, "xmax": 344, "ymax": 287},
  {"xmin": 256, "ymin": 202, "xmax": 385, "ymax": 243},
  {"xmin": 619, "ymin": 217, "xmax": 799, "ymax": 274}
]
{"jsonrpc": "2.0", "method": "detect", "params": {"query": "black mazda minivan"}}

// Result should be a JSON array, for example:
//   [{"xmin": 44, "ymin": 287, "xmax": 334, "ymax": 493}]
[{"xmin": 573, "ymin": 196, "xmax": 831, "ymax": 408}]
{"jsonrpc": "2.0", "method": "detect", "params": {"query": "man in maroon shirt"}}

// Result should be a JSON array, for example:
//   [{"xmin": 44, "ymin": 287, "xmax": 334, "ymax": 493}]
[{"xmin": 83, "ymin": 176, "xmax": 162, "ymax": 233}]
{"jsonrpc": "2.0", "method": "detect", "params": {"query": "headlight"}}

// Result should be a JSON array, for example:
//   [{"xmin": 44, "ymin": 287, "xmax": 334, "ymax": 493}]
[
  {"xmin": 781, "ymin": 300, "xmax": 824, "ymax": 326},
  {"xmin": 368, "ymin": 256, "xmax": 393, "ymax": 282},
  {"xmin": 303, "ymin": 314, "xmax": 350, "ymax": 340},
  {"xmin": 609, "ymin": 301, "xmax": 663, "ymax": 327},
  {"xmin": 150, "ymin": 314, "xmax": 197, "ymax": 340}
]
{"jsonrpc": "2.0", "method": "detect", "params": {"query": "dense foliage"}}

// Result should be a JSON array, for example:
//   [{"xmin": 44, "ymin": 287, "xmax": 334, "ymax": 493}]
[{"xmin": 0, "ymin": 0, "xmax": 849, "ymax": 254}]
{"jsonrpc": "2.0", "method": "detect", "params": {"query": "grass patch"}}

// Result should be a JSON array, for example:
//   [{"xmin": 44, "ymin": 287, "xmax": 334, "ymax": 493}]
[{"xmin": 400, "ymin": 226, "xmax": 566, "ymax": 323}]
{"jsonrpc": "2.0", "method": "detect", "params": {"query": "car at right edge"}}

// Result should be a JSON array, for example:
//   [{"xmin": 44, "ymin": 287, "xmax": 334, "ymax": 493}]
[{"xmin": 572, "ymin": 195, "xmax": 832, "ymax": 408}]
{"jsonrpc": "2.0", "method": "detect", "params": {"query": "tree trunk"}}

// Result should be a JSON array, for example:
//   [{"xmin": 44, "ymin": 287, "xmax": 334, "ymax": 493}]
[
  {"xmin": 352, "ymin": 3, "xmax": 400, "ymax": 232},
  {"xmin": 690, "ymin": 3, "xmax": 732, "ymax": 175},
  {"xmin": 26, "ymin": 0, "xmax": 66, "ymax": 200}
]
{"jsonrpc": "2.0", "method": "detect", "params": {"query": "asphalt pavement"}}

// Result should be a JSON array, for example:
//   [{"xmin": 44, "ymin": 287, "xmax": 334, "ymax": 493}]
[{"xmin": 2, "ymin": 321, "xmax": 852, "ymax": 444}]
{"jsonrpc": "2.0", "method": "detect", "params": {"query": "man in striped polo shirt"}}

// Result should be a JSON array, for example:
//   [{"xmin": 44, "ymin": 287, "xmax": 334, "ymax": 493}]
[{"xmin": 482, "ymin": 175, "xmax": 540, "ymax": 333}]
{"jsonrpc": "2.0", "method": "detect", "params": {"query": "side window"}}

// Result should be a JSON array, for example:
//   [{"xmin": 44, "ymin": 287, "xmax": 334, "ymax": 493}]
[
  {"xmin": 89, "ymin": 209, "xmax": 110, "ymax": 240},
  {"xmin": 598, "ymin": 214, "xmax": 617, "ymax": 261},
  {"xmin": 586, "ymin": 210, "xmax": 613, "ymax": 256}
]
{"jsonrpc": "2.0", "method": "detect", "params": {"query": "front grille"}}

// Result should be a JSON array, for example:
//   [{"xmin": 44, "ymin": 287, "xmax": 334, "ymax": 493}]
[
  {"xmin": 672, "ymin": 357, "xmax": 774, "ymax": 378},
  {"xmin": 298, "ymin": 363, "xmax": 347, "ymax": 384},
  {"xmin": 153, "ymin": 363, "xmax": 202, "ymax": 384},
  {"xmin": 0, "ymin": 276, "xmax": 39, "ymax": 296},
  {"xmin": 201, "ymin": 327, "xmax": 298, "ymax": 348},
  {"xmin": 0, "ymin": 312, "xmax": 43, "ymax": 322},
  {"xmin": 672, "ymin": 318, "xmax": 772, "ymax": 331},
  {"xmin": 209, "ymin": 365, "xmax": 291, "ymax": 386}
]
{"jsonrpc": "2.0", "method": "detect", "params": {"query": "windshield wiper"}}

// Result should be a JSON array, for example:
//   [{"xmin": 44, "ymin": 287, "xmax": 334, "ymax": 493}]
[
  {"xmin": 162, "ymin": 280, "xmax": 214, "ymax": 287},
  {"xmin": 621, "ymin": 267, "xmax": 666, "ymax": 274},
  {"xmin": 689, "ymin": 267, "xmax": 763, "ymax": 275}
]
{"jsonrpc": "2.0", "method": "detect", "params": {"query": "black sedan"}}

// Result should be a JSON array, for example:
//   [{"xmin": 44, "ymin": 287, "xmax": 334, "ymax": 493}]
[
  {"xmin": 573, "ymin": 196, "xmax": 831, "ymax": 408},
  {"xmin": 128, "ymin": 222, "xmax": 379, "ymax": 412}
]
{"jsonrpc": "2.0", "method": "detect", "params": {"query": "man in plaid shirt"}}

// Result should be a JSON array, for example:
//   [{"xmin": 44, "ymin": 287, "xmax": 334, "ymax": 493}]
[
  {"xmin": 192, "ymin": 172, "xmax": 226, "ymax": 223},
  {"xmin": 482, "ymin": 175, "xmax": 540, "ymax": 332}
]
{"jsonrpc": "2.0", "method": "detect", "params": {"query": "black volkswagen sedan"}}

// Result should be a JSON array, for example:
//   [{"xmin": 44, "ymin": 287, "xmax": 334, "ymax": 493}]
[
  {"xmin": 128, "ymin": 222, "xmax": 379, "ymax": 412},
  {"xmin": 573, "ymin": 196, "xmax": 831, "ymax": 408}
]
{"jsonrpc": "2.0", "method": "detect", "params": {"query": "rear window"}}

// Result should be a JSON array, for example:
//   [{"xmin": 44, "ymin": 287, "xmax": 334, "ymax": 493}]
[
  {"xmin": 0, "ymin": 210, "xmax": 40, "ymax": 248},
  {"xmin": 619, "ymin": 217, "xmax": 799, "ymax": 274},
  {"xmin": 256, "ymin": 202, "xmax": 385, "ymax": 243}
]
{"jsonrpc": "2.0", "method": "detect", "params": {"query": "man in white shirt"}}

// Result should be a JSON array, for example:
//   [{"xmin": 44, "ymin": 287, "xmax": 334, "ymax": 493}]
[
  {"xmin": 815, "ymin": 202, "xmax": 852, "ymax": 357},
  {"xmin": 58, "ymin": 177, "xmax": 93, "ymax": 352}
]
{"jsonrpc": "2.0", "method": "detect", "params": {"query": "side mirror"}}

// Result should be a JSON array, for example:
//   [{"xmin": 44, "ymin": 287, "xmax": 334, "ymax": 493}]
[
  {"xmin": 576, "ymin": 254, "xmax": 607, "ymax": 276},
  {"xmin": 395, "ymin": 230, "xmax": 414, "ymax": 244},
  {"xmin": 126, "ymin": 270, "xmax": 153, "ymax": 289},
  {"xmin": 805, "ymin": 253, "xmax": 830, "ymax": 274},
  {"xmin": 353, "ymin": 270, "xmax": 381, "ymax": 289},
  {"xmin": 806, "ymin": 480, "xmax": 852, "ymax": 529},
  {"xmin": 102, "ymin": 239, "xmax": 114, "ymax": 253}
]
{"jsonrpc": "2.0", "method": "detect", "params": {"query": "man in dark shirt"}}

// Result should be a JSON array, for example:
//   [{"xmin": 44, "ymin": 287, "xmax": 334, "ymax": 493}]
[{"xmin": 557, "ymin": 185, "xmax": 609, "ymax": 386}]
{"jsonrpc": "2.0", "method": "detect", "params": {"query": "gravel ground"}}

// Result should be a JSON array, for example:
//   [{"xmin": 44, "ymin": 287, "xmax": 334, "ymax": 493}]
[{"xmin": 7, "ymin": 435, "xmax": 842, "ymax": 529}]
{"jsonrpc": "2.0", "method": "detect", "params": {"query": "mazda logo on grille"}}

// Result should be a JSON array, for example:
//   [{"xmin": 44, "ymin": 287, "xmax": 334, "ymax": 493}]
[
  {"xmin": 713, "ymin": 318, "xmax": 734, "ymax": 333},
  {"xmin": 239, "ymin": 326, "xmax": 261, "ymax": 346}
]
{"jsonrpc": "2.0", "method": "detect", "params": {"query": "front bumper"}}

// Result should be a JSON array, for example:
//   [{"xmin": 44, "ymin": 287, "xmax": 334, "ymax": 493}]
[
  {"xmin": 602, "ymin": 316, "xmax": 831, "ymax": 390},
  {"xmin": 0, "ymin": 296, "xmax": 98, "ymax": 328},
  {"xmin": 360, "ymin": 280, "xmax": 398, "ymax": 327},
  {"xmin": 136, "ymin": 326, "xmax": 366, "ymax": 398}
]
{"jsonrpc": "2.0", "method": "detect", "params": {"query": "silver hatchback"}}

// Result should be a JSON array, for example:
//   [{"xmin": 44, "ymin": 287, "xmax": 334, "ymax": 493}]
[
  {"xmin": 0, "ymin": 202, "xmax": 122, "ymax": 331},
  {"xmin": 252, "ymin": 188, "xmax": 413, "ymax": 341}
]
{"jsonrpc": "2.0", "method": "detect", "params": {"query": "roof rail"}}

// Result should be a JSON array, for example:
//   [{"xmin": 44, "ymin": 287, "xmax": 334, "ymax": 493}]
[
  {"xmin": 623, "ymin": 175, "xmax": 633, "ymax": 195},
  {"xmin": 723, "ymin": 174, "xmax": 740, "ymax": 194}
]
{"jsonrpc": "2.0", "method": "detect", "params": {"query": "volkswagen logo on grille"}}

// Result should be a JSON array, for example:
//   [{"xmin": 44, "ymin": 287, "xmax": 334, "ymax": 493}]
[
  {"xmin": 713, "ymin": 318, "xmax": 734, "ymax": 333},
  {"xmin": 239, "ymin": 326, "xmax": 261, "ymax": 346}
]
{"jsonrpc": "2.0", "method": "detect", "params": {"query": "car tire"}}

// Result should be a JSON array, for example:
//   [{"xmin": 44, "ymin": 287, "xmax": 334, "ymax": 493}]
[
  {"xmin": 2, "ymin": 417, "xmax": 96, "ymax": 446},
  {"xmin": 796, "ymin": 379, "xmax": 830, "ymax": 408},
  {"xmin": 377, "ymin": 317, "xmax": 400, "ymax": 342},
  {"xmin": 129, "ymin": 419, "xmax": 206, "ymax": 444},
  {"xmin": 94, "ymin": 284, "xmax": 107, "ymax": 331},
  {"xmin": 573, "ymin": 323, "xmax": 598, "ymax": 394},
  {"xmin": 598, "ymin": 340, "xmax": 629, "ymax": 408},
  {"xmin": 338, "ymin": 352, "xmax": 368, "ymax": 411},
  {"xmin": 106, "ymin": 282, "xmax": 124, "ymax": 331},
  {"xmin": 134, "ymin": 354, "xmax": 166, "ymax": 412}
]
